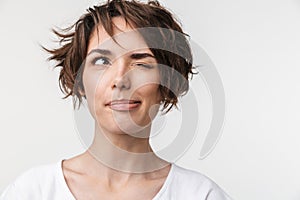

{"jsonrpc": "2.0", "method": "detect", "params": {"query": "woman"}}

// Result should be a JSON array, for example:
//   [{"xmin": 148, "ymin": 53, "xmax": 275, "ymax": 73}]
[{"xmin": 1, "ymin": 0, "xmax": 232, "ymax": 199}]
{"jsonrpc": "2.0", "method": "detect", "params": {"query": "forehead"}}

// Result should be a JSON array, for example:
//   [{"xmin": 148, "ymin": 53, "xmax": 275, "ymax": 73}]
[{"xmin": 87, "ymin": 17, "xmax": 150, "ymax": 55}]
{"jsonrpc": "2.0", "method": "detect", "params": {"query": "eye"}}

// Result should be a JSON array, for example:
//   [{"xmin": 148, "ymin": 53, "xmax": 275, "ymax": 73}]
[
  {"xmin": 134, "ymin": 63, "xmax": 154, "ymax": 69},
  {"xmin": 92, "ymin": 57, "xmax": 111, "ymax": 66}
]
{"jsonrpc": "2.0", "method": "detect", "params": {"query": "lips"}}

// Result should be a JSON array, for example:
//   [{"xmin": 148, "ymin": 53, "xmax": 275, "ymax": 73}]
[{"xmin": 105, "ymin": 99, "xmax": 142, "ymax": 111}]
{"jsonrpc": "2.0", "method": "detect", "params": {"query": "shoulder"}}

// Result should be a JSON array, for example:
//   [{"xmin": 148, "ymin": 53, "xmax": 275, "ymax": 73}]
[
  {"xmin": 171, "ymin": 164, "xmax": 217, "ymax": 188},
  {"xmin": 0, "ymin": 161, "xmax": 62, "ymax": 200},
  {"xmin": 163, "ymin": 164, "xmax": 232, "ymax": 200}
]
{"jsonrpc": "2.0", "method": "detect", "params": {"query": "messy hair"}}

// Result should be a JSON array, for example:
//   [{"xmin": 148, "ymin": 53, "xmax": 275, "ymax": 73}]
[{"xmin": 44, "ymin": 0, "xmax": 196, "ymax": 113}]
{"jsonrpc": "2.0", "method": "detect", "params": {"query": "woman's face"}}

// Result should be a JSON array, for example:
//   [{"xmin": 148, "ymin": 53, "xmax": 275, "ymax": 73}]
[{"xmin": 82, "ymin": 17, "xmax": 161, "ymax": 135}]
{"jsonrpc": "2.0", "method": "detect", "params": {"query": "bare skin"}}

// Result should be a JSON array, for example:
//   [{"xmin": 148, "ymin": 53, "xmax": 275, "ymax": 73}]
[
  {"xmin": 62, "ymin": 151, "xmax": 171, "ymax": 200},
  {"xmin": 62, "ymin": 17, "xmax": 172, "ymax": 200}
]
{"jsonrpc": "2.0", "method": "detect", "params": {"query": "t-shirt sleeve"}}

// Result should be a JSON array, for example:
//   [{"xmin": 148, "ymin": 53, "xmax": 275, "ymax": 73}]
[
  {"xmin": 0, "ymin": 181, "xmax": 39, "ymax": 200},
  {"xmin": 205, "ymin": 184, "xmax": 233, "ymax": 200},
  {"xmin": 0, "ymin": 168, "xmax": 43, "ymax": 200},
  {"xmin": 0, "ymin": 161, "xmax": 74, "ymax": 200},
  {"xmin": 1, "ymin": 182, "xmax": 19, "ymax": 200}
]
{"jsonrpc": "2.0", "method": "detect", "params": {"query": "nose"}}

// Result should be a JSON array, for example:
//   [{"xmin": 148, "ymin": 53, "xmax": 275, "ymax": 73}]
[
  {"xmin": 111, "ymin": 59, "xmax": 131, "ymax": 90},
  {"xmin": 112, "ymin": 75, "xmax": 131, "ymax": 90}
]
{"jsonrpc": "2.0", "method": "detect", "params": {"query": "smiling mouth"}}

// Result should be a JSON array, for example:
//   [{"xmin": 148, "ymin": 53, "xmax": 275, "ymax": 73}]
[{"xmin": 105, "ymin": 100, "xmax": 142, "ymax": 111}]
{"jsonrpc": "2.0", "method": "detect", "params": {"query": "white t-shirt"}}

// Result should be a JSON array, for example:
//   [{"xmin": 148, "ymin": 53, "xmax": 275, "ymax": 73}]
[{"xmin": 0, "ymin": 160, "xmax": 232, "ymax": 200}]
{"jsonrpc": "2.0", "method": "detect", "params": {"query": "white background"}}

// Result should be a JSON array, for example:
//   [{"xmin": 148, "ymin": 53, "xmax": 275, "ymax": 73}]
[{"xmin": 1, "ymin": 0, "xmax": 300, "ymax": 199}]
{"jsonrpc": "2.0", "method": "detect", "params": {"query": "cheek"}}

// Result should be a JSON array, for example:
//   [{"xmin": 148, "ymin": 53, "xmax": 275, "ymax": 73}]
[
  {"xmin": 132, "ymin": 69, "xmax": 161, "ymax": 104},
  {"xmin": 132, "ymin": 84, "xmax": 161, "ymax": 124},
  {"xmin": 137, "ymin": 84, "xmax": 161, "ymax": 111},
  {"xmin": 142, "ymin": 84, "xmax": 160, "ymax": 97},
  {"xmin": 131, "ymin": 68, "xmax": 160, "ymax": 92},
  {"xmin": 82, "ymin": 69, "xmax": 107, "ymax": 118}
]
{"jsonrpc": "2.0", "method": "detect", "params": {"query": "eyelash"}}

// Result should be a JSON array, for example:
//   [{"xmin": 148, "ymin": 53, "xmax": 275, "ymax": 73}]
[
  {"xmin": 134, "ymin": 63, "xmax": 154, "ymax": 69},
  {"xmin": 91, "ymin": 57, "xmax": 111, "ymax": 66},
  {"xmin": 90, "ymin": 56, "xmax": 154, "ymax": 69}
]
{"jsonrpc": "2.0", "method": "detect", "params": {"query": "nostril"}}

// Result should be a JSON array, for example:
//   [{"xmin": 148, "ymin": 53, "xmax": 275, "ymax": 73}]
[{"xmin": 112, "ymin": 76, "xmax": 131, "ymax": 90}]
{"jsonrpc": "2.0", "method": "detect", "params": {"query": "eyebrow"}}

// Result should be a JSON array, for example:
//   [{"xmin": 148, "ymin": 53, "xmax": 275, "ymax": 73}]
[
  {"xmin": 88, "ymin": 49, "xmax": 155, "ymax": 60},
  {"xmin": 130, "ymin": 53, "xmax": 155, "ymax": 60},
  {"xmin": 88, "ymin": 49, "xmax": 112, "ymax": 56}
]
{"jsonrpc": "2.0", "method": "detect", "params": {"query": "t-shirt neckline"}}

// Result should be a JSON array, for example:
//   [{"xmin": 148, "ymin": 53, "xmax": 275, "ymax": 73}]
[{"xmin": 57, "ymin": 159, "xmax": 175, "ymax": 199}]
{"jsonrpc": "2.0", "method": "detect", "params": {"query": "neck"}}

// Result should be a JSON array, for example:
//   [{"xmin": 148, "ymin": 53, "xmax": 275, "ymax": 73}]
[
  {"xmin": 79, "ymin": 150, "xmax": 171, "ymax": 190},
  {"xmin": 87, "ymin": 122, "xmax": 169, "ymax": 174}
]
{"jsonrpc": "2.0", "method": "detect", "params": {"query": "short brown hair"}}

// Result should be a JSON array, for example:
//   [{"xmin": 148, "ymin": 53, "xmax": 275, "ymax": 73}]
[{"xmin": 44, "ymin": 0, "xmax": 196, "ymax": 113}]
